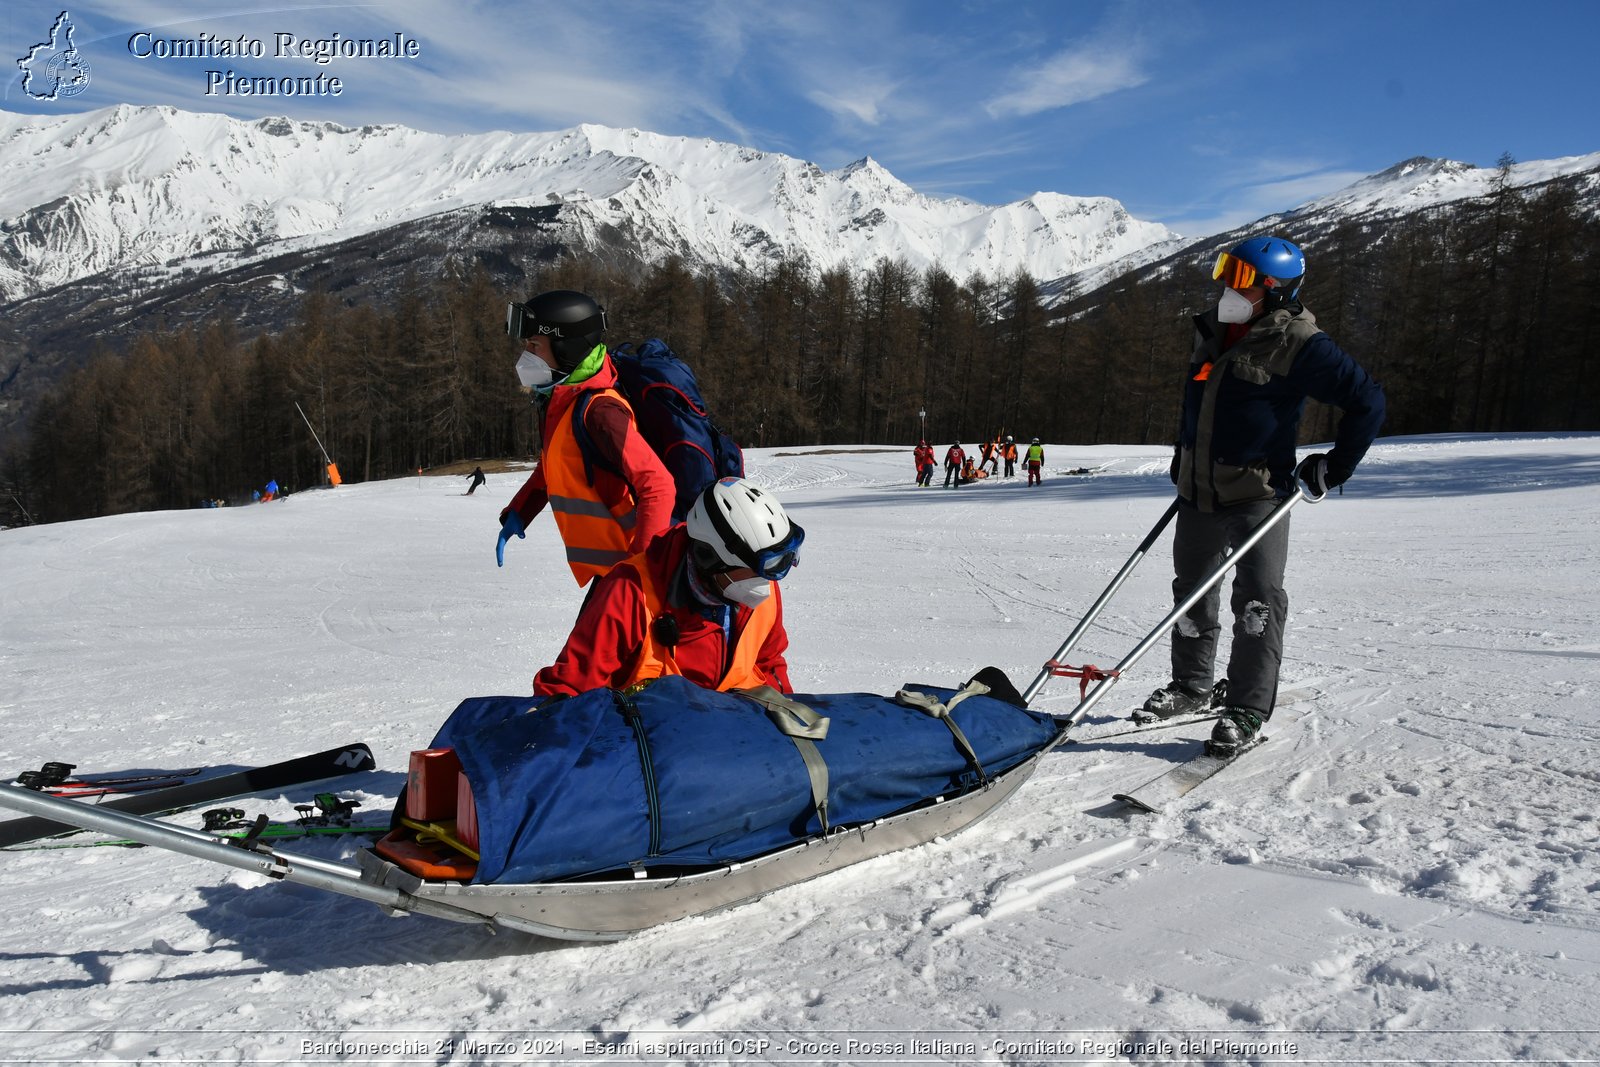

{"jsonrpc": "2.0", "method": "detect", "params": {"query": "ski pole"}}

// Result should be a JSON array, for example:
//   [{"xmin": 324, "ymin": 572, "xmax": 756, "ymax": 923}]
[
  {"xmin": 1022, "ymin": 498, "xmax": 1180, "ymax": 705},
  {"xmin": 1059, "ymin": 486, "xmax": 1316, "ymax": 729}
]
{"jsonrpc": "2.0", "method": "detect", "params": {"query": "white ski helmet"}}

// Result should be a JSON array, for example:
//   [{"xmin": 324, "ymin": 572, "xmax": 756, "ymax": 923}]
[{"xmin": 687, "ymin": 478, "xmax": 804, "ymax": 580}]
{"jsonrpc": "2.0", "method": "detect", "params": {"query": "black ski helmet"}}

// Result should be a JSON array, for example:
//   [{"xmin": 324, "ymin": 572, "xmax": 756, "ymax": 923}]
[{"xmin": 507, "ymin": 289, "xmax": 608, "ymax": 372}]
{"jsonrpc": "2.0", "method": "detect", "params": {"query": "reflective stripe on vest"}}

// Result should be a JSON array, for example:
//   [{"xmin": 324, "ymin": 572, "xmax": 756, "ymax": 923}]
[
  {"xmin": 621, "ymin": 550, "xmax": 779, "ymax": 692},
  {"xmin": 542, "ymin": 386, "xmax": 639, "ymax": 585}
]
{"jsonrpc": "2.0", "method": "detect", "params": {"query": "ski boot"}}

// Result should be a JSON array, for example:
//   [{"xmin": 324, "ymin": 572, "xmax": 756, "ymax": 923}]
[
  {"xmin": 1205, "ymin": 708, "xmax": 1264, "ymax": 757},
  {"xmin": 1132, "ymin": 680, "xmax": 1222, "ymax": 724}
]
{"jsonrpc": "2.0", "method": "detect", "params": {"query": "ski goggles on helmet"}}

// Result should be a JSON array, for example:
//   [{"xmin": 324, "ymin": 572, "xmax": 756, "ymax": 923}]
[
  {"xmin": 1213, "ymin": 252, "xmax": 1296, "ymax": 291},
  {"xmin": 506, "ymin": 302, "xmax": 533, "ymax": 338},
  {"xmin": 506, "ymin": 301, "xmax": 607, "ymax": 340},
  {"xmin": 1213, "ymin": 251, "xmax": 1264, "ymax": 289},
  {"xmin": 691, "ymin": 522, "xmax": 806, "ymax": 581}
]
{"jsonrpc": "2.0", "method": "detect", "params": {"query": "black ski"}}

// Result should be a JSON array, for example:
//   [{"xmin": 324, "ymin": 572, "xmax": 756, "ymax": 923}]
[
  {"xmin": 0, "ymin": 742, "xmax": 375, "ymax": 848},
  {"xmin": 1112, "ymin": 733, "xmax": 1268, "ymax": 813},
  {"xmin": 12, "ymin": 763, "xmax": 204, "ymax": 791},
  {"xmin": 41, "ymin": 778, "xmax": 192, "ymax": 799}
]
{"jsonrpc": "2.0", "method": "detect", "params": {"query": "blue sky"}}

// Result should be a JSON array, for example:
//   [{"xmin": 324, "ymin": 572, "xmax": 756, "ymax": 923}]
[{"xmin": 6, "ymin": 0, "xmax": 1598, "ymax": 237}]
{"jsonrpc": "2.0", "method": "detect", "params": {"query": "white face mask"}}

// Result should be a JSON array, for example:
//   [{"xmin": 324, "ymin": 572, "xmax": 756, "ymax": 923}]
[
  {"xmin": 720, "ymin": 576, "xmax": 773, "ymax": 608},
  {"xmin": 516, "ymin": 351, "xmax": 555, "ymax": 389},
  {"xmin": 1217, "ymin": 287, "xmax": 1261, "ymax": 324}
]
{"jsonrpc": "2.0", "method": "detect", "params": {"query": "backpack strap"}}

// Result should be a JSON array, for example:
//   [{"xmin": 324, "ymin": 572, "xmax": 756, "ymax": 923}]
[{"xmin": 570, "ymin": 391, "xmax": 623, "ymax": 487}]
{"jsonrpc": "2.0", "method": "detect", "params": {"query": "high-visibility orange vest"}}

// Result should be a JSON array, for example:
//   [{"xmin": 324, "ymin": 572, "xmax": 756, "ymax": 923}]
[
  {"xmin": 620, "ymin": 549, "xmax": 781, "ymax": 692},
  {"xmin": 542, "ymin": 385, "xmax": 639, "ymax": 585}
]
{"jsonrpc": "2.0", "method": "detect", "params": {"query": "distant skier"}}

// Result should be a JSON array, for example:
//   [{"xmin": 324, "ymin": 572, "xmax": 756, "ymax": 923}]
[
  {"xmin": 466, "ymin": 466, "xmax": 486, "ymax": 495},
  {"xmin": 1001, "ymin": 436, "xmax": 1018, "ymax": 478},
  {"xmin": 1142, "ymin": 235, "xmax": 1385, "ymax": 755},
  {"xmin": 1024, "ymin": 439, "xmax": 1044, "ymax": 486}
]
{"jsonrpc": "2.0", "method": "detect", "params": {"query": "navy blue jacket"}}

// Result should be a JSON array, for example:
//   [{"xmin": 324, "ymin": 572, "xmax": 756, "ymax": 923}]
[{"xmin": 1176, "ymin": 306, "xmax": 1386, "ymax": 508}]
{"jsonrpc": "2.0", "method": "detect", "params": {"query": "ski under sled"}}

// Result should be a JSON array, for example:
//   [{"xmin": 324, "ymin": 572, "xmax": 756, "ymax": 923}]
[{"xmin": 0, "ymin": 734, "xmax": 1048, "ymax": 943}]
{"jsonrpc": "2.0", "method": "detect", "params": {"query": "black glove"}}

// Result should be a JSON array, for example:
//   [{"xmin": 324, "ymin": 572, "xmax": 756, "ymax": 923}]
[
  {"xmin": 1169, "ymin": 446, "xmax": 1180, "ymax": 485},
  {"xmin": 1295, "ymin": 453, "xmax": 1352, "ymax": 496}
]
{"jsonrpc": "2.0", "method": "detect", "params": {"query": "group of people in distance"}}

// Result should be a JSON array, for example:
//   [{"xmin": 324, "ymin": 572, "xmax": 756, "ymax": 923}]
[
  {"xmin": 915, "ymin": 436, "xmax": 1046, "ymax": 488},
  {"xmin": 495, "ymin": 233, "xmax": 1385, "ymax": 755}
]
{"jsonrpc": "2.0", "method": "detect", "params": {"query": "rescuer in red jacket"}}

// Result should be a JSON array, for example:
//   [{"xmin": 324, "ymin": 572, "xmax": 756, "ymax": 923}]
[
  {"xmin": 497, "ymin": 290, "xmax": 675, "ymax": 585},
  {"xmin": 534, "ymin": 478, "xmax": 803, "ymax": 698}
]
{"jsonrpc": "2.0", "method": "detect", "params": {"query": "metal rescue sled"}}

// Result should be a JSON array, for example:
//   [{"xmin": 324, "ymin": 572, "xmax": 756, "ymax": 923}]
[{"xmin": 0, "ymin": 488, "xmax": 1316, "ymax": 942}]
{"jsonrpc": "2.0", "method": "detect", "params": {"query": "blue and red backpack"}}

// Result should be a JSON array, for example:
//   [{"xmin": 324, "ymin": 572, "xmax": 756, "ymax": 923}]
[{"xmin": 573, "ymin": 339, "xmax": 745, "ymax": 522}]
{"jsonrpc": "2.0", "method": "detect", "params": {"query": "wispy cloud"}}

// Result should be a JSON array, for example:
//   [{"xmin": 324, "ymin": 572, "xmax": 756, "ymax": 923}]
[
  {"xmin": 805, "ymin": 79, "xmax": 898, "ymax": 126},
  {"xmin": 985, "ymin": 42, "xmax": 1147, "ymax": 117}
]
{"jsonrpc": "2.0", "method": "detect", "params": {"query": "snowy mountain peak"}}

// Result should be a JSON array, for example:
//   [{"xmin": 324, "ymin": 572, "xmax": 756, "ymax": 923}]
[
  {"xmin": 1295, "ymin": 151, "xmax": 1600, "ymax": 220},
  {"xmin": 0, "ymin": 103, "xmax": 1181, "ymax": 302}
]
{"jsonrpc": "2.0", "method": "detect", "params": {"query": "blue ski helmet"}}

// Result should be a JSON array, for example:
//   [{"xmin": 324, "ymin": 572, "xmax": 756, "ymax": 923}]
[{"xmin": 1214, "ymin": 236, "xmax": 1306, "ymax": 307}]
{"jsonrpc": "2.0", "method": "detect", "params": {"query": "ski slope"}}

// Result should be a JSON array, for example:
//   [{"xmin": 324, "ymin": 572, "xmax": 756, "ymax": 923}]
[{"xmin": 1, "ymin": 434, "xmax": 1598, "ymax": 1064}]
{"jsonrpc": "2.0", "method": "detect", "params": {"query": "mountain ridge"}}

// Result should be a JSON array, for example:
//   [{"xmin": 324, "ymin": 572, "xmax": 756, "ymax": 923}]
[{"xmin": 0, "ymin": 103, "xmax": 1178, "ymax": 303}]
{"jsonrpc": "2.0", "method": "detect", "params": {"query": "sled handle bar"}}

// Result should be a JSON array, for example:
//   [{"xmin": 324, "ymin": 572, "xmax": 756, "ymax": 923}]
[
  {"xmin": 1022, "ymin": 498, "xmax": 1180, "ymax": 705},
  {"xmin": 1035, "ymin": 486, "xmax": 1317, "ymax": 728},
  {"xmin": 0, "ymin": 785, "xmax": 498, "ymax": 931}
]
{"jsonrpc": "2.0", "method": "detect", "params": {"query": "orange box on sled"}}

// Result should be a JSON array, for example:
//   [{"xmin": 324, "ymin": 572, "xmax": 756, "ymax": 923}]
[
  {"xmin": 405, "ymin": 748, "xmax": 461, "ymax": 821},
  {"xmin": 455, "ymin": 772, "xmax": 479, "ymax": 853}
]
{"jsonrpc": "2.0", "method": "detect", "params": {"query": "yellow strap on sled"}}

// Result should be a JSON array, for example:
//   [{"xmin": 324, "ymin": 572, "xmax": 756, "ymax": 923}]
[{"xmin": 398, "ymin": 816, "xmax": 480, "ymax": 861}]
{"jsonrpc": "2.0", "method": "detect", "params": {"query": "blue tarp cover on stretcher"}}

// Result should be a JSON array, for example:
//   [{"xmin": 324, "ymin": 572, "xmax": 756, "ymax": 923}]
[{"xmin": 427, "ymin": 675, "xmax": 1057, "ymax": 885}]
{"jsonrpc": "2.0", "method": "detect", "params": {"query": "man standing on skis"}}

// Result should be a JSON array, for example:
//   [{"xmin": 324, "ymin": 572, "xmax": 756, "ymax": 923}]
[
  {"xmin": 1141, "ymin": 236, "xmax": 1385, "ymax": 754},
  {"xmin": 497, "ymin": 290, "xmax": 675, "ymax": 584}
]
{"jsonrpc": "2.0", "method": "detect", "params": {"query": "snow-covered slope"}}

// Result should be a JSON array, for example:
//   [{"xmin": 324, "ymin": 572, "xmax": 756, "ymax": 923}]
[
  {"xmin": 0, "ymin": 104, "xmax": 1177, "ymax": 301},
  {"xmin": 1, "ymin": 434, "xmax": 1598, "ymax": 1061},
  {"xmin": 1292, "ymin": 152, "xmax": 1600, "ymax": 220}
]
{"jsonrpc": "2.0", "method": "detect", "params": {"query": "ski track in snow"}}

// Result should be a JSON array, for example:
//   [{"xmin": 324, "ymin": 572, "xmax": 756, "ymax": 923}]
[{"xmin": 2, "ymin": 434, "xmax": 1599, "ymax": 1064}]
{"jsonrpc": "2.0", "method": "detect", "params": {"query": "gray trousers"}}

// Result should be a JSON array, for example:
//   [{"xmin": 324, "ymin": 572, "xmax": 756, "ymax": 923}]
[{"xmin": 1169, "ymin": 500, "xmax": 1291, "ymax": 718}]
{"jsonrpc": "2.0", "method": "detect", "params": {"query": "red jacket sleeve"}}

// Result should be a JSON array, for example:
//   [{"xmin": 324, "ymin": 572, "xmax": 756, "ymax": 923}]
[
  {"xmin": 583, "ymin": 396, "xmax": 676, "ymax": 552},
  {"xmin": 503, "ymin": 461, "xmax": 548, "ymax": 526},
  {"xmin": 532, "ymin": 564, "xmax": 648, "ymax": 697}
]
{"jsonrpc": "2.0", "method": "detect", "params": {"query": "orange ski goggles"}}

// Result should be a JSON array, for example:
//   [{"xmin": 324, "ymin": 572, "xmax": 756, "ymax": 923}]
[{"xmin": 1213, "ymin": 251, "xmax": 1275, "ymax": 290}]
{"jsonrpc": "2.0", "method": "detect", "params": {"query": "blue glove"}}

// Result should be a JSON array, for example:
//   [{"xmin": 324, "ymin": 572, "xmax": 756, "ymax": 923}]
[{"xmin": 496, "ymin": 510, "xmax": 525, "ymax": 567}]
